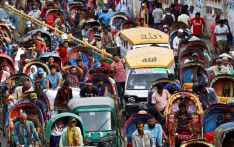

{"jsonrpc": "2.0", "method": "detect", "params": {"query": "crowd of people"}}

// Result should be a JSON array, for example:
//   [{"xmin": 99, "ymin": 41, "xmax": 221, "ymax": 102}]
[{"xmin": 0, "ymin": 0, "xmax": 233, "ymax": 147}]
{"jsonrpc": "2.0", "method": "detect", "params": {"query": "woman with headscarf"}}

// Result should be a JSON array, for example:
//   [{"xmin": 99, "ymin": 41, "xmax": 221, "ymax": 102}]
[{"xmin": 29, "ymin": 65, "xmax": 38, "ymax": 81}]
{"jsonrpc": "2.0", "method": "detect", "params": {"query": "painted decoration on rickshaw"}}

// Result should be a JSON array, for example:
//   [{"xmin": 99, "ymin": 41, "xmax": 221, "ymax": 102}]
[
  {"xmin": 170, "ymin": 98, "xmax": 197, "ymax": 114},
  {"xmin": 112, "ymin": 17, "xmax": 125, "ymax": 30}
]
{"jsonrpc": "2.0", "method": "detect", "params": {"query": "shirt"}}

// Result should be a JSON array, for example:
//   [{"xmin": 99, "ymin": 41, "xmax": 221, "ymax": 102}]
[
  {"xmin": 14, "ymin": 86, "xmax": 34, "ymax": 99},
  {"xmin": 0, "ymin": 70, "xmax": 10, "ymax": 86},
  {"xmin": 190, "ymin": 18, "xmax": 205, "ymax": 35},
  {"xmin": 80, "ymin": 86, "xmax": 98, "ymax": 97},
  {"xmin": 132, "ymin": 130, "xmax": 153, "ymax": 147},
  {"xmin": 28, "ymin": 10, "xmax": 41, "ymax": 19},
  {"xmin": 208, "ymin": 65, "xmax": 230, "ymax": 75},
  {"xmin": 46, "ymin": 72, "xmax": 62, "ymax": 90},
  {"xmin": 172, "ymin": 36, "xmax": 182, "ymax": 50},
  {"xmin": 57, "ymin": 48, "xmax": 68, "ymax": 63},
  {"xmin": 199, "ymin": 87, "xmax": 219, "ymax": 109},
  {"xmin": 151, "ymin": 89, "xmax": 170, "ymax": 112},
  {"xmin": 178, "ymin": 14, "xmax": 190, "ymax": 26},
  {"xmin": 214, "ymin": 24, "xmax": 229, "ymax": 41},
  {"xmin": 111, "ymin": 60, "xmax": 126, "ymax": 82},
  {"xmin": 152, "ymin": 8, "xmax": 163, "ymax": 24},
  {"xmin": 144, "ymin": 124, "xmax": 163, "ymax": 146}
]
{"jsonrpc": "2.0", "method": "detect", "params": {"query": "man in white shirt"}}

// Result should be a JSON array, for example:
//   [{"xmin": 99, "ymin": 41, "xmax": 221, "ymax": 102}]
[
  {"xmin": 173, "ymin": 29, "xmax": 184, "ymax": 53},
  {"xmin": 178, "ymin": 10, "xmax": 190, "ymax": 26},
  {"xmin": 28, "ymin": 5, "xmax": 41, "ymax": 19},
  {"xmin": 189, "ymin": 5, "xmax": 196, "ymax": 19},
  {"xmin": 152, "ymin": 4, "xmax": 163, "ymax": 29},
  {"xmin": 214, "ymin": 20, "xmax": 229, "ymax": 54}
]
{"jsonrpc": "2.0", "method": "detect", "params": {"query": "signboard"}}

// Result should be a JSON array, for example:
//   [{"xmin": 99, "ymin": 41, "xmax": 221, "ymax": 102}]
[{"xmin": 133, "ymin": 68, "xmax": 167, "ymax": 74}]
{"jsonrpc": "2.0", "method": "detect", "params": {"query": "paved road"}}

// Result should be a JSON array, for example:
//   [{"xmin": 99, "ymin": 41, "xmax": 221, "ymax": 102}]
[{"xmin": 0, "ymin": 129, "xmax": 8, "ymax": 147}]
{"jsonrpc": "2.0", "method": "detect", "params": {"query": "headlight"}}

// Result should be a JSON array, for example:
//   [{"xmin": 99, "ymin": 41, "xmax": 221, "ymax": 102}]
[{"xmin": 128, "ymin": 96, "xmax": 136, "ymax": 102}]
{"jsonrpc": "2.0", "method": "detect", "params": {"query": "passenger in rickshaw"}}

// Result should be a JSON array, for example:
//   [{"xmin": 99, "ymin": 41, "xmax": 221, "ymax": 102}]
[
  {"xmin": 222, "ymin": 56, "xmax": 233, "ymax": 70},
  {"xmin": 29, "ymin": 65, "xmax": 37, "ymax": 81},
  {"xmin": 87, "ymin": 53, "xmax": 100, "ymax": 69},
  {"xmin": 0, "ymin": 66, "xmax": 10, "ymax": 86},
  {"xmin": 14, "ymin": 81, "xmax": 33, "ymax": 99},
  {"xmin": 28, "ymin": 5, "xmax": 41, "ymax": 20},
  {"xmin": 76, "ymin": 58, "xmax": 88, "ymax": 81},
  {"xmin": 216, "ymin": 111, "xmax": 233, "ymax": 127},
  {"xmin": 96, "ymin": 79, "xmax": 109, "ymax": 96},
  {"xmin": 30, "ymin": 93, "xmax": 47, "ymax": 121},
  {"xmin": 173, "ymin": 29, "xmax": 184, "ymax": 53},
  {"xmin": 55, "ymin": 18, "xmax": 66, "ymax": 32},
  {"xmin": 32, "ymin": 34, "xmax": 47, "ymax": 55},
  {"xmin": 101, "ymin": 27, "xmax": 113, "ymax": 49},
  {"xmin": 26, "ymin": 46, "xmax": 37, "ymax": 59},
  {"xmin": 80, "ymin": 80, "xmax": 98, "ymax": 97},
  {"xmin": 56, "ymin": 43, "xmax": 68, "ymax": 65},
  {"xmin": 46, "ymin": 65, "xmax": 63, "ymax": 90},
  {"xmin": 144, "ymin": 115, "xmax": 163, "ymax": 147},
  {"xmin": 208, "ymin": 59, "xmax": 231, "ymax": 76},
  {"xmin": 47, "ymin": 56, "xmax": 60, "ymax": 71},
  {"xmin": 54, "ymin": 80, "xmax": 73, "ymax": 109},
  {"xmin": 151, "ymin": 84, "xmax": 170, "ymax": 113},
  {"xmin": 34, "ymin": 68, "xmax": 47, "ymax": 90},
  {"xmin": 28, "ymin": 109, "xmax": 43, "ymax": 141},
  {"xmin": 81, "ymin": 23, "xmax": 90, "ymax": 42},
  {"xmin": 197, "ymin": 84, "xmax": 219, "ymax": 110},
  {"xmin": 13, "ymin": 113, "xmax": 41, "ymax": 147},
  {"xmin": 59, "ymin": 117, "xmax": 83, "ymax": 146},
  {"xmin": 192, "ymin": 67, "xmax": 209, "ymax": 86},
  {"xmin": 64, "ymin": 66, "xmax": 83, "ymax": 88}
]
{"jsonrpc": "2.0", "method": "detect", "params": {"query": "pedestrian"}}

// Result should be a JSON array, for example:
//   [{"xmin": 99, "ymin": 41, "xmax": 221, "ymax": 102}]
[
  {"xmin": 170, "ymin": 3, "xmax": 180, "ymax": 20},
  {"xmin": 132, "ymin": 121, "xmax": 153, "ymax": 147},
  {"xmin": 30, "ymin": 93, "xmax": 47, "ymax": 122},
  {"xmin": 111, "ymin": 54, "xmax": 126, "ymax": 105},
  {"xmin": 139, "ymin": 3, "xmax": 149, "ymax": 25},
  {"xmin": 46, "ymin": 65, "xmax": 63, "ymax": 90},
  {"xmin": 162, "ymin": 8, "xmax": 175, "ymax": 27},
  {"xmin": 178, "ymin": 8, "xmax": 190, "ymax": 26},
  {"xmin": 214, "ymin": 19, "xmax": 229, "ymax": 54},
  {"xmin": 210, "ymin": 16, "xmax": 220, "ymax": 54},
  {"xmin": 188, "ymin": 5, "xmax": 196, "ymax": 18},
  {"xmin": 13, "ymin": 113, "xmax": 41, "ymax": 147},
  {"xmin": 190, "ymin": 12, "xmax": 205, "ymax": 38},
  {"xmin": 59, "ymin": 117, "xmax": 83, "ymax": 146},
  {"xmin": 54, "ymin": 80, "xmax": 73, "ymax": 109},
  {"xmin": 152, "ymin": 3, "xmax": 163, "ymax": 29},
  {"xmin": 34, "ymin": 68, "xmax": 47, "ymax": 90},
  {"xmin": 144, "ymin": 115, "xmax": 163, "ymax": 147}
]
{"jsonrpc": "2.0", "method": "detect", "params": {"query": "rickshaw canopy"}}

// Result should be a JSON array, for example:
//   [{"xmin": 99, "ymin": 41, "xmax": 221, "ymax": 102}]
[
  {"xmin": 125, "ymin": 47, "xmax": 174, "ymax": 69},
  {"xmin": 214, "ymin": 122, "xmax": 234, "ymax": 147},
  {"xmin": 120, "ymin": 27, "xmax": 169, "ymax": 45}
]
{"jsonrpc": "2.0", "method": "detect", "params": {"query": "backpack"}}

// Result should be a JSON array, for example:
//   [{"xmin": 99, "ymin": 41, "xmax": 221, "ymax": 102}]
[{"xmin": 163, "ymin": 13, "xmax": 174, "ymax": 26}]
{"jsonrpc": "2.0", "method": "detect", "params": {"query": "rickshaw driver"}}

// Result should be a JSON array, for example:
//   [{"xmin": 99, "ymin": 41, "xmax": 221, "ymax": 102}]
[
  {"xmin": 216, "ymin": 111, "xmax": 233, "ymax": 127},
  {"xmin": 30, "ymin": 93, "xmax": 47, "ymax": 121}
]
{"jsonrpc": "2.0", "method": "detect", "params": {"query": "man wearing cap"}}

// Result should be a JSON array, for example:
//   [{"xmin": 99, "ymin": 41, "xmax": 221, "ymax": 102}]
[
  {"xmin": 173, "ymin": 29, "xmax": 184, "ymax": 52},
  {"xmin": 14, "ymin": 81, "xmax": 34, "ymax": 99},
  {"xmin": 26, "ymin": 45, "xmax": 37, "ymax": 59},
  {"xmin": 30, "ymin": 93, "xmax": 47, "ymax": 121},
  {"xmin": 208, "ymin": 59, "xmax": 230, "ymax": 76},
  {"xmin": 59, "ymin": 117, "xmax": 83, "ymax": 146},
  {"xmin": 222, "ymin": 56, "xmax": 233, "ymax": 70},
  {"xmin": 34, "ymin": 68, "xmax": 47, "ymax": 90}
]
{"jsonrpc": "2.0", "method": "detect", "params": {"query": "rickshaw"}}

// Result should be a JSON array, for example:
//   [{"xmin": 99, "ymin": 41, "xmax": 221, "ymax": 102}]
[
  {"xmin": 46, "ymin": 9, "xmax": 65, "ymax": 27},
  {"xmin": 38, "ymin": 51, "xmax": 62, "ymax": 69},
  {"xmin": 23, "ymin": 60, "xmax": 50, "ymax": 75},
  {"xmin": 68, "ymin": 2, "xmax": 84, "ymax": 25},
  {"xmin": 214, "ymin": 122, "xmax": 234, "ymax": 147},
  {"xmin": 203, "ymin": 104, "xmax": 234, "ymax": 144},
  {"xmin": 180, "ymin": 139, "xmax": 214, "ymax": 147},
  {"xmin": 6, "ymin": 102, "xmax": 45, "ymax": 146},
  {"xmin": 0, "ymin": 24, "xmax": 12, "ymax": 44},
  {"xmin": 68, "ymin": 97, "xmax": 121, "ymax": 147},
  {"xmin": 17, "ymin": 91, "xmax": 51, "ymax": 120},
  {"xmin": 165, "ymin": 91, "xmax": 204, "ymax": 147},
  {"xmin": 0, "ymin": 54, "xmax": 15, "ymax": 74},
  {"xmin": 210, "ymin": 74, "xmax": 234, "ymax": 104},
  {"xmin": 120, "ymin": 20, "xmax": 138, "ymax": 30},
  {"xmin": 110, "ymin": 13, "xmax": 128, "ymax": 31},
  {"xmin": 45, "ymin": 112, "xmax": 85, "ymax": 147},
  {"xmin": 170, "ymin": 22, "xmax": 189, "ymax": 34},
  {"xmin": 26, "ymin": 29, "xmax": 52, "ymax": 49},
  {"xmin": 180, "ymin": 63, "xmax": 210, "ymax": 91},
  {"xmin": 81, "ymin": 19, "xmax": 101, "ymax": 41},
  {"xmin": 210, "ymin": 56, "xmax": 234, "ymax": 67}
]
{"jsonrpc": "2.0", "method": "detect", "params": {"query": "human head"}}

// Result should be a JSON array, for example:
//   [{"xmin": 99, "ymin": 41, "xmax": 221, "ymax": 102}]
[
  {"xmin": 136, "ymin": 121, "xmax": 144, "ymax": 134},
  {"xmin": 113, "ymin": 54, "xmax": 120, "ymax": 62},
  {"xmin": 103, "ymin": 27, "xmax": 109, "ymax": 34},
  {"xmin": 30, "ymin": 93, "xmax": 38, "ymax": 104},
  {"xmin": 23, "ymin": 81, "xmax": 32, "ymax": 92},
  {"xmin": 195, "ymin": 12, "xmax": 201, "ymax": 19},
  {"xmin": 165, "ymin": 8, "xmax": 170, "ymax": 13},
  {"xmin": 224, "ymin": 112, "xmax": 232, "ymax": 122},
  {"xmin": 37, "ymin": 68, "xmax": 45, "ymax": 78},
  {"xmin": 63, "ymin": 80, "xmax": 71, "ymax": 88},
  {"xmin": 189, "ymin": 5, "xmax": 194, "ymax": 12},
  {"xmin": 101, "ymin": 57, "xmax": 107, "ymax": 65},
  {"xmin": 222, "ymin": 57, "xmax": 229, "ymax": 66},
  {"xmin": 225, "ymin": 47, "xmax": 231, "ymax": 53},
  {"xmin": 147, "ymin": 115, "xmax": 156, "ymax": 128},
  {"xmin": 87, "ymin": 53, "xmax": 94, "ymax": 61},
  {"xmin": 178, "ymin": 29, "xmax": 184, "ymax": 37},
  {"xmin": 64, "ymin": 41, "xmax": 69, "ymax": 48},
  {"xmin": 192, "ymin": 53, "xmax": 199, "ymax": 61},
  {"xmin": 70, "ymin": 66, "xmax": 77, "ymax": 74},
  {"xmin": 20, "ymin": 113, "xmax": 27, "ymax": 124},
  {"xmin": 168, "ymin": 73, "xmax": 175, "ymax": 81},
  {"xmin": 50, "ymin": 65, "xmax": 57, "ymax": 75},
  {"xmin": 28, "ymin": 109, "xmax": 38, "ymax": 120},
  {"xmin": 220, "ymin": 19, "xmax": 225, "ymax": 27},
  {"xmin": 215, "ymin": 16, "xmax": 220, "ymax": 24},
  {"xmin": 36, "ymin": 31, "xmax": 42, "ymax": 37},
  {"xmin": 86, "ymin": 80, "xmax": 93, "ymax": 90},
  {"xmin": 31, "ymin": 65, "xmax": 36, "ymax": 73},
  {"xmin": 178, "ymin": 102, "xmax": 187, "ymax": 113},
  {"xmin": 76, "ymin": 58, "xmax": 83, "ymax": 67},
  {"xmin": 48, "ymin": 56, "xmax": 55, "ymax": 64},
  {"xmin": 156, "ymin": 83, "xmax": 164, "ymax": 93},
  {"xmin": 97, "ymin": 79, "xmax": 104, "ymax": 87},
  {"xmin": 68, "ymin": 117, "xmax": 77, "ymax": 127},
  {"xmin": 170, "ymin": 4, "xmax": 175, "ymax": 9},
  {"xmin": 84, "ymin": 23, "xmax": 89, "ymax": 30},
  {"xmin": 20, "ymin": 54, "xmax": 26, "ymax": 60}
]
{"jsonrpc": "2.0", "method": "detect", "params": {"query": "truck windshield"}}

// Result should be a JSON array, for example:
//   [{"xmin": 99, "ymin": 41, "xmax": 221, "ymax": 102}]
[
  {"xmin": 127, "ymin": 68, "xmax": 168, "ymax": 90},
  {"xmin": 79, "ymin": 111, "xmax": 115, "ymax": 132}
]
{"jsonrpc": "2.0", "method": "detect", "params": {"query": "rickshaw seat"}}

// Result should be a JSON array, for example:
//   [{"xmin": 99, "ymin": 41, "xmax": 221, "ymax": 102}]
[{"xmin": 205, "ymin": 132, "xmax": 215, "ymax": 144}]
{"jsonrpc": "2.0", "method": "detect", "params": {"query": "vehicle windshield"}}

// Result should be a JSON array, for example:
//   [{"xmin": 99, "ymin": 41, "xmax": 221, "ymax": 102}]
[
  {"xmin": 79, "ymin": 111, "xmax": 115, "ymax": 132},
  {"xmin": 0, "ymin": 9, "xmax": 8, "ymax": 20},
  {"xmin": 127, "ymin": 68, "xmax": 168, "ymax": 90}
]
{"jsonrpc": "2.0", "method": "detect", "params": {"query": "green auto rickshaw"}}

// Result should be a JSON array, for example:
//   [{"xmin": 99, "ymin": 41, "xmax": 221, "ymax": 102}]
[
  {"xmin": 68, "ymin": 97, "xmax": 121, "ymax": 147},
  {"xmin": 45, "ymin": 112, "xmax": 85, "ymax": 147}
]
